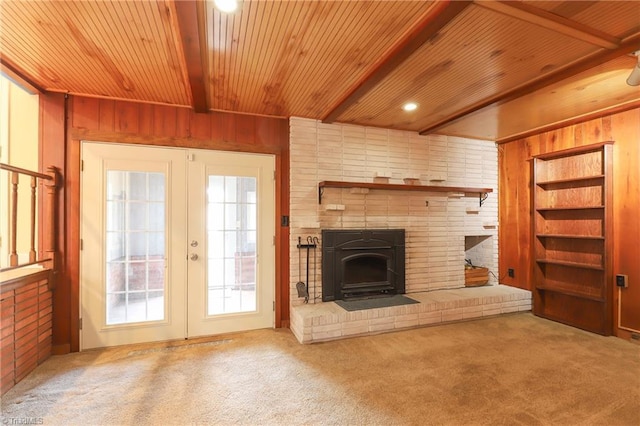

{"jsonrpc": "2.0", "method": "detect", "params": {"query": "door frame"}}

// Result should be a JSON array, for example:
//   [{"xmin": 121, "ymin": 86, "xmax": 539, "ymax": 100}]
[
  {"xmin": 40, "ymin": 97, "xmax": 290, "ymax": 354},
  {"xmin": 77, "ymin": 139, "xmax": 287, "ymax": 350}
]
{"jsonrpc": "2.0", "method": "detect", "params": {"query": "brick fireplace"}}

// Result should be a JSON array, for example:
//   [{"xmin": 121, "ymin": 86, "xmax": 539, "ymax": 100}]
[
  {"xmin": 287, "ymin": 118, "xmax": 531, "ymax": 343},
  {"xmin": 289, "ymin": 117, "xmax": 499, "ymax": 306}
]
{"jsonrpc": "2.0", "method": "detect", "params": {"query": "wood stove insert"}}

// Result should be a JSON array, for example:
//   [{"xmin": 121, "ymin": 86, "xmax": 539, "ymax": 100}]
[{"xmin": 321, "ymin": 229, "xmax": 405, "ymax": 301}]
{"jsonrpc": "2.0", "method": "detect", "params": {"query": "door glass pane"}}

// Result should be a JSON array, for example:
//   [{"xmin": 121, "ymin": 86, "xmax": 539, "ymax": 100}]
[
  {"xmin": 105, "ymin": 171, "xmax": 166, "ymax": 325},
  {"xmin": 207, "ymin": 175, "xmax": 257, "ymax": 315}
]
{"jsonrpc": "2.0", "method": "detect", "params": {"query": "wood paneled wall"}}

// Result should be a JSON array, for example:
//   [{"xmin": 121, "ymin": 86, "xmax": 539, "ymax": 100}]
[
  {"xmin": 499, "ymin": 108, "xmax": 640, "ymax": 338},
  {"xmin": 1, "ymin": 271, "xmax": 53, "ymax": 395},
  {"xmin": 40, "ymin": 94, "xmax": 290, "ymax": 353}
]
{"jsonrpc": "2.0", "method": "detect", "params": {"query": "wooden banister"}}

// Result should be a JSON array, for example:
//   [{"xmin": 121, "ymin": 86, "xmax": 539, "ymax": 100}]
[
  {"xmin": 0, "ymin": 163, "xmax": 58, "ymax": 276},
  {"xmin": 0, "ymin": 163, "xmax": 53, "ymax": 180}
]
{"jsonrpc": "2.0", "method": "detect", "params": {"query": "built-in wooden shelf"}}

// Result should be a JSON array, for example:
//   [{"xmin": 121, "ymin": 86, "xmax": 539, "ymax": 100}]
[
  {"xmin": 535, "ymin": 206, "xmax": 604, "ymax": 212},
  {"xmin": 536, "ymin": 175, "xmax": 604, "ymax": 187},
  {"xmin": 532, "ymin": 141, "xmax": 613, "ymax": 335},
  {"xmin": 318, "ymin": 180, "xmax": 493, "ymax": 205},
  {"xmin": 536, "ymin": 234, "xmax": 604, "ymax": 240},
  {"xmin": 536, "ymin": 286, "xmax": 604, "ymax": 302},
  {"xmin": 536, "ymin": 259, "xmax": 604, "ymax": 271}
]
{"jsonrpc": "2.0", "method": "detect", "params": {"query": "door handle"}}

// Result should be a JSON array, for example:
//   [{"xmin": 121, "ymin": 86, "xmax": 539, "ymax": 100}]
[{"xmin": 190, "ymin": 253, "xmax": 199, "ymax": 261}]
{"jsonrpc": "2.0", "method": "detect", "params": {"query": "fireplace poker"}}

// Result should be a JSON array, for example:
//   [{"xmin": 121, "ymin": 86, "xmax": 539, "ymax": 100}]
[
  {"xmin": 295, "ymin": 236, "xmax": 308, "ymax": 301},
  {"xmin": 312, "ymin": 236, "xmax": 320, "ymax": 302},
  {"xmin": 305, "ymin": 236, "xmax": 313, "ymax": 303}
]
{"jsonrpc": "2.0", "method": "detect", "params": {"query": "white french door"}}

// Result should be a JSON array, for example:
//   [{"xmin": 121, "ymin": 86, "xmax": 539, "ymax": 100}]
[
  {"xmin": 81, "ymin": 143, "xmax": 275, "ymax": 349},
  {"xmin": 186, "ymin": 149, "xmax": 275, "ymax": 337}
]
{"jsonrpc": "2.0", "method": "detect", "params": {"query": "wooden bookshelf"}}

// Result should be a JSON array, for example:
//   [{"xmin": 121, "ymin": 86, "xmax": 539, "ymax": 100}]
[{"xmin": 531, "ymin": 141, "xmax": 613, "ymax": 335}]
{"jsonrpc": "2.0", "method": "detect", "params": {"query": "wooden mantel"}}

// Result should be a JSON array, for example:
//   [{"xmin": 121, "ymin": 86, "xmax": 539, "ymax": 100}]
[{"xmin": 318, "ymin": 180, "xmax": 493, "ymax": 206}]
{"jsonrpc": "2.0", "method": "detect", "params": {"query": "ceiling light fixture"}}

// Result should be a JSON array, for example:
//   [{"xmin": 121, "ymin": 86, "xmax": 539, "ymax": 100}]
[
  {"xmin": 626, "ymin": 50, "xmax": 640, "ymax": 86},
  {"xmin": 403, "ymin": 102, "xmax": 418, "ymax": 112},
  {"xmin": 214, "ymin": 0, "xmax": 239, "ymax": 13}
]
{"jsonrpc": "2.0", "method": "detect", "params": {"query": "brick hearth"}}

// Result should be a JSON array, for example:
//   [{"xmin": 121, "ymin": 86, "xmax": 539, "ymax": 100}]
[{"xmin": 291, "ymin": 285, "xmax": 531, "ymax": 343}]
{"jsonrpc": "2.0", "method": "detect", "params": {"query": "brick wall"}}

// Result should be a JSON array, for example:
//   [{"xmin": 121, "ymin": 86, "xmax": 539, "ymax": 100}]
[
  {"xmin": 1, "ymin": 270, "xmax": 52, "ymax": 395},
  {"xmin": 289, "ymin": 118, "xmax": 498, "ymax": 306}
]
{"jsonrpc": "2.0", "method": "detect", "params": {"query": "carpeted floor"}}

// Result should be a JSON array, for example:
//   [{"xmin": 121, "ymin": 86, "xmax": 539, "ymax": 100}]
[{"xmin": 1, "ymin": 313, "xmax": 639, "ymax": 425}]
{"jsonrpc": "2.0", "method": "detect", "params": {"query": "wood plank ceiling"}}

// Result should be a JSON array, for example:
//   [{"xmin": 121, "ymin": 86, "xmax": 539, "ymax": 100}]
[{"xmin": 1, "ymin": 0, "xmax": 639, "ymax": 142}]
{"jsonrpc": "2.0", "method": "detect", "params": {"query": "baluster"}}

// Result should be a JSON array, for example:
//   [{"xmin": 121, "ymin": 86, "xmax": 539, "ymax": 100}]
[
  {"xmin": 44, "ymin": 166, "xmax": 58, "ymax": 274},
  {"xmin": 10, "ymin": 171, "xmax": 18, "ymax": 266},
  {"xmin": 30, "ymin": 175, "xmax": 37, "ymax": 263}
]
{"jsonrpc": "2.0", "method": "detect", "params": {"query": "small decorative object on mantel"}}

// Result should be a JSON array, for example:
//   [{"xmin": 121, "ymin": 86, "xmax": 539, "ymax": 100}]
[
  {"xmin": 374, "ymin": 171, "xmax": 392, "ymax": 178},
  {"xmin": 373, "ymin": 171, "xmax": 392, "ymax": 183},
  {"xmin": 403, "ymin": 177, "xmax": 420, "ymax": 185},
  {"xmin": 427, "ymin": 174, "xmax": 447, "ymax": 182}
]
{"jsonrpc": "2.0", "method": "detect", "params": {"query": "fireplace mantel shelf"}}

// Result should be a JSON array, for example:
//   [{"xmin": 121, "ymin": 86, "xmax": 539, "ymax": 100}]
[{"xmin": 318, "ymin": 181, "xmax": 493, "ymax": 206}]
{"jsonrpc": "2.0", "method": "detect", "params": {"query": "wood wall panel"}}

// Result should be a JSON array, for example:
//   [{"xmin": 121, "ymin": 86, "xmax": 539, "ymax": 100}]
[
  {"xmin": 499, "ymin": 108, "xmax": 640, "ymax": 337},
  {"xmin": 42, "ymin": 96, "xmax": 289, "ymax": 352},
  {"xmin": 611, "ymin": 109, "xmax": 640, "ymax": 335},
  {"xmin": 498, "ymin": 141, "xmax": 531, "ymax": 287},
  {"xmin": 1, "ymin": 272, "xmax": 53, "ymax": 395},
  {"xmin": 39, "ymin": 92, "xmax": 69, "ymax": 354}
]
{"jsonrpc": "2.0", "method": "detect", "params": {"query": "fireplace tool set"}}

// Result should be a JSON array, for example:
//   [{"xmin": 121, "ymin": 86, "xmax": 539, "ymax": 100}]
[{"xmin": 296, "ymin": 236, "xmax": 319, "ymax": 303}]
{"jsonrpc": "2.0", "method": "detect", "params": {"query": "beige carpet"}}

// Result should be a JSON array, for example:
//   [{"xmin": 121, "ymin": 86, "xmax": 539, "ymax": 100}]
[{"xmin": 1, "ymin": 313, "xmax": 639, "ymax": 425}]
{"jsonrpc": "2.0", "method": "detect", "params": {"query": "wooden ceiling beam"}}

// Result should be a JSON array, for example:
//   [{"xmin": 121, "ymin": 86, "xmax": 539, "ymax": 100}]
[
  {"xmin": 322, "ymin": 0, "xmax": 473, "ymax": 124},
  {"xmin": 475, "ymin": 1, "xmax": 620, "ymax": 50},
  {"xmin": 419, "ymin": 33, "xmax": 640, "ymax": 136},
  {"xmin": 0, "ymin": 58, "xmax": 45, "ymax": 95},
  {"xmin": 174, "ymin": 0, "xmax": 209, "ymax": 113}
]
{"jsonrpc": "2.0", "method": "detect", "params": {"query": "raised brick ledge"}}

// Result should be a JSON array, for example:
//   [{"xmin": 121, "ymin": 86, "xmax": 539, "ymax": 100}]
[{"xmin": 290, "ymin": 285, "xmax": 532, "ymax": 344}]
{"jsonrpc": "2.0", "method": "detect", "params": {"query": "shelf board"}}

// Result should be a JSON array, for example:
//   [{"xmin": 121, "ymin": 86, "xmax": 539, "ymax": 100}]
[
  {"xmin": 536, "ymin": 206, "xmax": 604, "ymax": 212},
  {"xmin": 318, "ymin": 180, "xmax": 492, "ymax": 204},
  {"xmin": 536, "ymin": 234, "xmax": 604, "ymax": 240},
  {"xmin": 530, "ymin": 141, "xmax": 613, "ymax": 160},
  {"xmin": 535, "ymin": 285, "xmax": 605, "ymax": 302},
  {"xmin": 536, "ymin": 174, "xmax": 604, "ymax": 187},
  {"xmin": 536, "ymin": 259, "xmax": 604, "ymax": 271}
]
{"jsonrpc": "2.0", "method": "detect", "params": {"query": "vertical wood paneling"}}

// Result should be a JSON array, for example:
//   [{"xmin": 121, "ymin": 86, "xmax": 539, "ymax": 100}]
[
  {"xmin": 190, "ymin": 112, "xmax": 211, "ymax": 141},
  {"xmin": 611, "ymin": 109, "xmax": 640, "ymax": 335},
  {"xmin": 499, "ymin": 108, "xmax": 640, "ymax": 337},
  {"xmin": 137, "ymin": 103, "xmax": 154, "ymax": 136},
  {"xmin": 98, "ymin": 100, "xmax": 115, "ymax": 132},
  {"xmin": 498, "ymin": 141, "xmax": 531, "ymax": 288},
  {"xmin": 39, "ymin": 93, "xmax": 68, "ymax": 354},
  {"xmin": 72, "ymin": 96, "xmax": 99, "ymax": 130},
  {"xmin": 1, "ymin": 275, "xmax": 53, "ymax": 395},
  {"xmin": 115, "ymin": 100, "xmax": 139, "ymax": 134},
  {"xmin": 175, "ymin": 107, "xmax": 191, "ymax": 138},
  {"xmin": 1, "ymin": 292, "xmax": 16, "ymax": 393},
  {"xmin": 236, "ymin": 114, "xmax": 256, "ymax": 146},
  {"xmin": 153, "ymin": 104, "xmax": 177, "ymax": 137}
]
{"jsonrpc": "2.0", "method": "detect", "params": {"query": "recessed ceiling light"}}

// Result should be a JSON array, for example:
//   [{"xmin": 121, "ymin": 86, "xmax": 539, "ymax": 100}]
[
  {"xmin": 403, "ymin": 102, "xmax": 418, "ymax": 112},
  {"xmin": 214, "ymin": 0, "xmax": 239, "ymax": 13}
]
